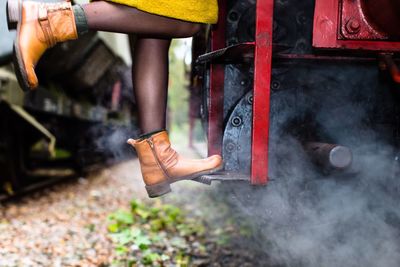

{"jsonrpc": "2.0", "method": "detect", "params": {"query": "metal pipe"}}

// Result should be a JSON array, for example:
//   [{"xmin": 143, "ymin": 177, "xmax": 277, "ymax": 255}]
[
  {"xmin": 379, "ymin": 53, "xmax": 400, "ymax": 84},
  {"xmin": 305, "ymin": 142, "xmax": 353, "ymax": 170}
]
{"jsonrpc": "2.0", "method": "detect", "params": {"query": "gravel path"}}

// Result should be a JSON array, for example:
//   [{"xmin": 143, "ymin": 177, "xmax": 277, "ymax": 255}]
[
  {"xmin": 0, "ymin": 142, "xmax": 271, "ymax": 267},
  {"xmin": 0, "ymin": 147, "xmax": 226, "ymax": 267}
]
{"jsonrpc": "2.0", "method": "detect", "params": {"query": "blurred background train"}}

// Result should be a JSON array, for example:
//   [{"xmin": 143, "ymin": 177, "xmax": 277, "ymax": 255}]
[
  {"xmin": 0, "ymin": 0, "xmax": 138, "ymax": 195},
  {"xmin": 2, "ymin": 0, "xmax": 400, "ymax": 195}
]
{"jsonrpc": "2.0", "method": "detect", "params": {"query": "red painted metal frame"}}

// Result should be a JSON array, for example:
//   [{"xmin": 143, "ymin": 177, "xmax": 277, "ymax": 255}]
[
  {"xmin": 313, "ymin": 0, "xmax": 400, "ymax": 51},
  {"xmin": 251, "ymin": 0, "xmax": 274, "ymax": 185},
  {"xmin": 207, "ymin": 0, "xmax": 227, "ymax": 156}
]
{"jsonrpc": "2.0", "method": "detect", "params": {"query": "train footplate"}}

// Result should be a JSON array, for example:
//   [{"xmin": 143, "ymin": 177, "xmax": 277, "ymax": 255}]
[{"xmin": 198, "ymin": 171, "xmax": 250, "ymax": 184}]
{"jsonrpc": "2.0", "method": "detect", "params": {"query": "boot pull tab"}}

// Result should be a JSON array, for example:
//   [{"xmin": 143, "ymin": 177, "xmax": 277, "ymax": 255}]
[
  {"xmin": 127, "ymin": 138, "xmax": 137, "ymax": 146},
  {"xmin": 147, "ymin": 139, "xmax": 154, "ymax": 148}
]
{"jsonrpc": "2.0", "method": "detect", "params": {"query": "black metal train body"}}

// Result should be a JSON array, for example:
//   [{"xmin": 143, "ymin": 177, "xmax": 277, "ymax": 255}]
[{"xmin": 191, "ymin": 0, "xmax": 400, "ymax": 184}]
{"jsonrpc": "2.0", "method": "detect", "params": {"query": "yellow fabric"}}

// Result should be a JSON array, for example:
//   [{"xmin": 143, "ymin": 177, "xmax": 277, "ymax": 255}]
[{"xmin": 106, "ymin": 0, "xmax": 218, "ymax": 24}]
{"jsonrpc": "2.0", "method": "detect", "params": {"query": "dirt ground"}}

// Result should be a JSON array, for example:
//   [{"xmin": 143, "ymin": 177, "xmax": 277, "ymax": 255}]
[{"xmin": 0, "ymin": 146, "xmax": 266, "ymax": 267}]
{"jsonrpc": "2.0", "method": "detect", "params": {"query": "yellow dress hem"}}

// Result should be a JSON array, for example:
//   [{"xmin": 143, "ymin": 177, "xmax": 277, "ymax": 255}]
[{"xmin": 106, "ymin": 0, "xmax": 218, "ymax": 24}]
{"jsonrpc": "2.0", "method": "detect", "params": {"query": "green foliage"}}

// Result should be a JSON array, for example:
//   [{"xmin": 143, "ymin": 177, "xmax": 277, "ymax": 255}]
[
  {"xmin": 175, "ymin": 252, "xmax": 190, "ymax": 267},
  {"xmin": 107, "ymin": 199, "xmax": 206, "ymax": 266},
  {"xmin": 107, "ymin": 209, "xmax": 134, "ymax": 233}
]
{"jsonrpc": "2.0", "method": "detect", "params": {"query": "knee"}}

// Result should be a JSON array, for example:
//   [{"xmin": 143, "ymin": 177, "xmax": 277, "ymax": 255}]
[
  {"xmin": 188, "ymin": 23, "xmax": 202, "ymax": 36},
  {"xmin": 179, "ymin": 23, "xmax": 202, "ymax": 37}
]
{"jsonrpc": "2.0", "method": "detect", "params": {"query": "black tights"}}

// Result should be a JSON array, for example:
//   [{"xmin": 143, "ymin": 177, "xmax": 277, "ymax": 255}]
[
  {"xmin": 82, "ymin": 1, "xmax": 201, "ymax": 134},
  {"xmin": 130, "ymin": 37, "xmax": 170, "ymax": 133}
]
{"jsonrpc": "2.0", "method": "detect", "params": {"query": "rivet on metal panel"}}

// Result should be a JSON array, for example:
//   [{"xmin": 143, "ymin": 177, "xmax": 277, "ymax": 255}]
[
  {"xmin": 232, "ymin": 116, "xmax": 243, "ymax": 127},
  {"xmin": 226, "ymin": 142, "xmax": 236, "ymax": 152},
  {"xmin": 247, "ymin": 94, "xmax": 253, "ymax": 105},
  {"xmin": 345, "ymin": 19, "xmax": 361, "ymax": 34},
  {"xmin": 271, "ymin": 80, "xmax": 281, "ymax": 90},
  {"xmin": 228, "ymin": 11, "xmax": 239, "ymax": 22}
]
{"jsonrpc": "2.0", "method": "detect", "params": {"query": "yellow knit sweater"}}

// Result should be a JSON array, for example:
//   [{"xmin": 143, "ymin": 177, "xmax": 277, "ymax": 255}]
[{"xmin": 107, "ymin": 0, "xmax": 218, "ymax": 24}]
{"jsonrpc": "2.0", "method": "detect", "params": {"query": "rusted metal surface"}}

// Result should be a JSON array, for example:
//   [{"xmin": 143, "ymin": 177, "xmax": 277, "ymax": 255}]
[{"xmin": 313, "ymin": 0, "xmax": 400, "ymax": 51}]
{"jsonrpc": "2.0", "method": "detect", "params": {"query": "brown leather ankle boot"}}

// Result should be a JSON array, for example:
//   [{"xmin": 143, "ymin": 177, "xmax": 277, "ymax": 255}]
[
  {"xmin": 7, "ymin": 0, "xmax": 78, "ymax": 90},
  {"xmin": 127, "ymin": 131, "xmax": 223, "ymax": 198}
]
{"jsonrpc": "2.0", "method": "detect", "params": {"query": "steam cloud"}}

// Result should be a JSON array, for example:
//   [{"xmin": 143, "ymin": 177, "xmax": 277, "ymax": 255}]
[
  {"xmin": 77, "ymin": 124, "xmax": 138, "ymax": 167},
  {"xmin": 222, "ymin": 67, "xmax": 400, "ymax": 267}
]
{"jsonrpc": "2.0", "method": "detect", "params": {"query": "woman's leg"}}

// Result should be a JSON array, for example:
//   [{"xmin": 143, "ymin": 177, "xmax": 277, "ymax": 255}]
[
  {"xmin": 130, "ymin": 36, "xmax": 171, "ymax": 133},
  {"xmin": 83, "ymin": 1, "xmax": 201, "ymax": 38},
  {"xmin": 83, "ymin": 2, "xmax": 203, "ymax": 133},
  {"xmin": 9, "ymin": 0, "xmax": 200, "ymax": 89}
]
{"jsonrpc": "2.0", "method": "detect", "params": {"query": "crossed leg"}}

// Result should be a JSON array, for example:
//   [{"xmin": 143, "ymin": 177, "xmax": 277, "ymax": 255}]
[
  {"xmin": 83, "ymin": 1, "xmax": 200, "ymax": 133},
  {"xmin": 130, "ymin": 37, "xmax": 171, "ymax": 133}
]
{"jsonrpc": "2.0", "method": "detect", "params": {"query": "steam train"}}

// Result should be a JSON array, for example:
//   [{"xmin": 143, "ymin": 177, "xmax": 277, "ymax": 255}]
[
  {"xmin": 192, "ymin": 2, "xmax": 400, "ymax": 264},
  {"xmin": 2, "ymin": 0, "xmax": 400, "ymax": 197},
  {"xmin": 191, "ymin": 0, "xmax": 400, "ymax": 185}
]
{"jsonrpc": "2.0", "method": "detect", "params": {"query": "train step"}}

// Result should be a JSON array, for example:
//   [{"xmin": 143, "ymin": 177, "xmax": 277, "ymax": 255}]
[
  {"xmin": 196, "ymin": 42, "xmax": 290, "ymax": 64},
  {"xmin": 197, "ymin": 43, "xmax": 255, "ymax": 64},
  {"xmin": 199, "ymin": 171, "xmax": 250, "ymax": 183}
]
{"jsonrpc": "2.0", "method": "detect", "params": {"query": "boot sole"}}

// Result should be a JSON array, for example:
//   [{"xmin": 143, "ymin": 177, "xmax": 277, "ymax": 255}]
[
  {"xmin": 9, "ymin": 0, "xmax": 33, "ymax": 91},
  {"xmin": 6, "ymin": 0, "xmax": 20, "ymax": 31},
  {"xmin": 145, "ymin": 164, "xmax": 223, "ymax": 198},
  {"xmin": 13, "ymin": 39, "xmax": 31, "ymax": 91}
]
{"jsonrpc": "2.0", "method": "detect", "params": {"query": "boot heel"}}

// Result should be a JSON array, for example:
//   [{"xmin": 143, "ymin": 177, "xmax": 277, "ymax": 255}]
[
  {"xmin": 145, "ymin": 181, "xmax": 171, "ymax": 198},
  {"xmin": 6, "ymin": 0, "xmax": 21, "ymax": 30}
]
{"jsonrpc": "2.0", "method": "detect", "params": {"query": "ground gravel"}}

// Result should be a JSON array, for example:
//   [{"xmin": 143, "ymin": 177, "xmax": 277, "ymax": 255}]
[
  {"xmin": 0, "ymin": 151, "xmax": 232, "ymax": 267},
  {"xmin": 0, "ymin": 160, "xmax": 146, "ymax": 267},
  {"xmin": 0, "ymin": 146, "xmax": 267, "ymax": 267}
]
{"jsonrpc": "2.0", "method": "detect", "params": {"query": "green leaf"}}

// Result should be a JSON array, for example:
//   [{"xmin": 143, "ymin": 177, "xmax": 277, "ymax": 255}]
[
  {"xmin": 142, "ymin": 252, "xmax": 161, "ymax": 265},
  {"xmin": 149, "ymin": 207, "xmax": 161, "ymax": 217},
  {"xmin": 130, "ymin": 199, "xmax": 141, "ymax": 211},
  {"xmin": 115, "ymin": 245, "xmax": 129, "ymax": 255},
  {"xmin": 111, "ymin": 210, "xmax": 134, "ymax": 225},
  {"xmin": 139, "ymin": 243, "xmax": 149, "ymax": 250},
  {"xmin": 175, "ymin": 252, "xmax": 190, "ymax": 267},
  {"xmin": 170, "ymin": 237, "xmax": 187, "ymax": 249},
  {"xmin": 107, "ymin": 223, "xmax": 119, "ymax": 233},
  {"xmin": 160, "ymin": 254, "xmax": 170, "ymax": 261},
  {"xmin": 131, "ymin": 228, "xmax": 142, "ymax": 237},
  {"xmin": 127, "ymin": 259, "xmax": 137, "ymax": 267},
  {"xmin": 134, "ymin": 234, "xmax": 151, "ymax": 251},
  {"xmin": 163, "ymin": 205, "xmax": 182, "ymax": 221},
  {"xmin": 136, "ymin": 208, "xmax": 150, "ymax": 220},
  {"xmin": 109, "ymin": 229, "xmax": 134, "ymax": 245},
  {"xmin": 150, "ymin": 218, "xmax": 165, "ymax": 232}
]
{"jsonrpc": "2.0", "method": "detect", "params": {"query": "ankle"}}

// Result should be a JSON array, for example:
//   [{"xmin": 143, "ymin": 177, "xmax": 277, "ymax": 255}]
[
  {"xmin": 72, "ymin": 5, "xmax": 88, "ymax": 36},
  {"xmin": 139, "ymin": 129, "xmax": 165, "ymax": 140}
]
